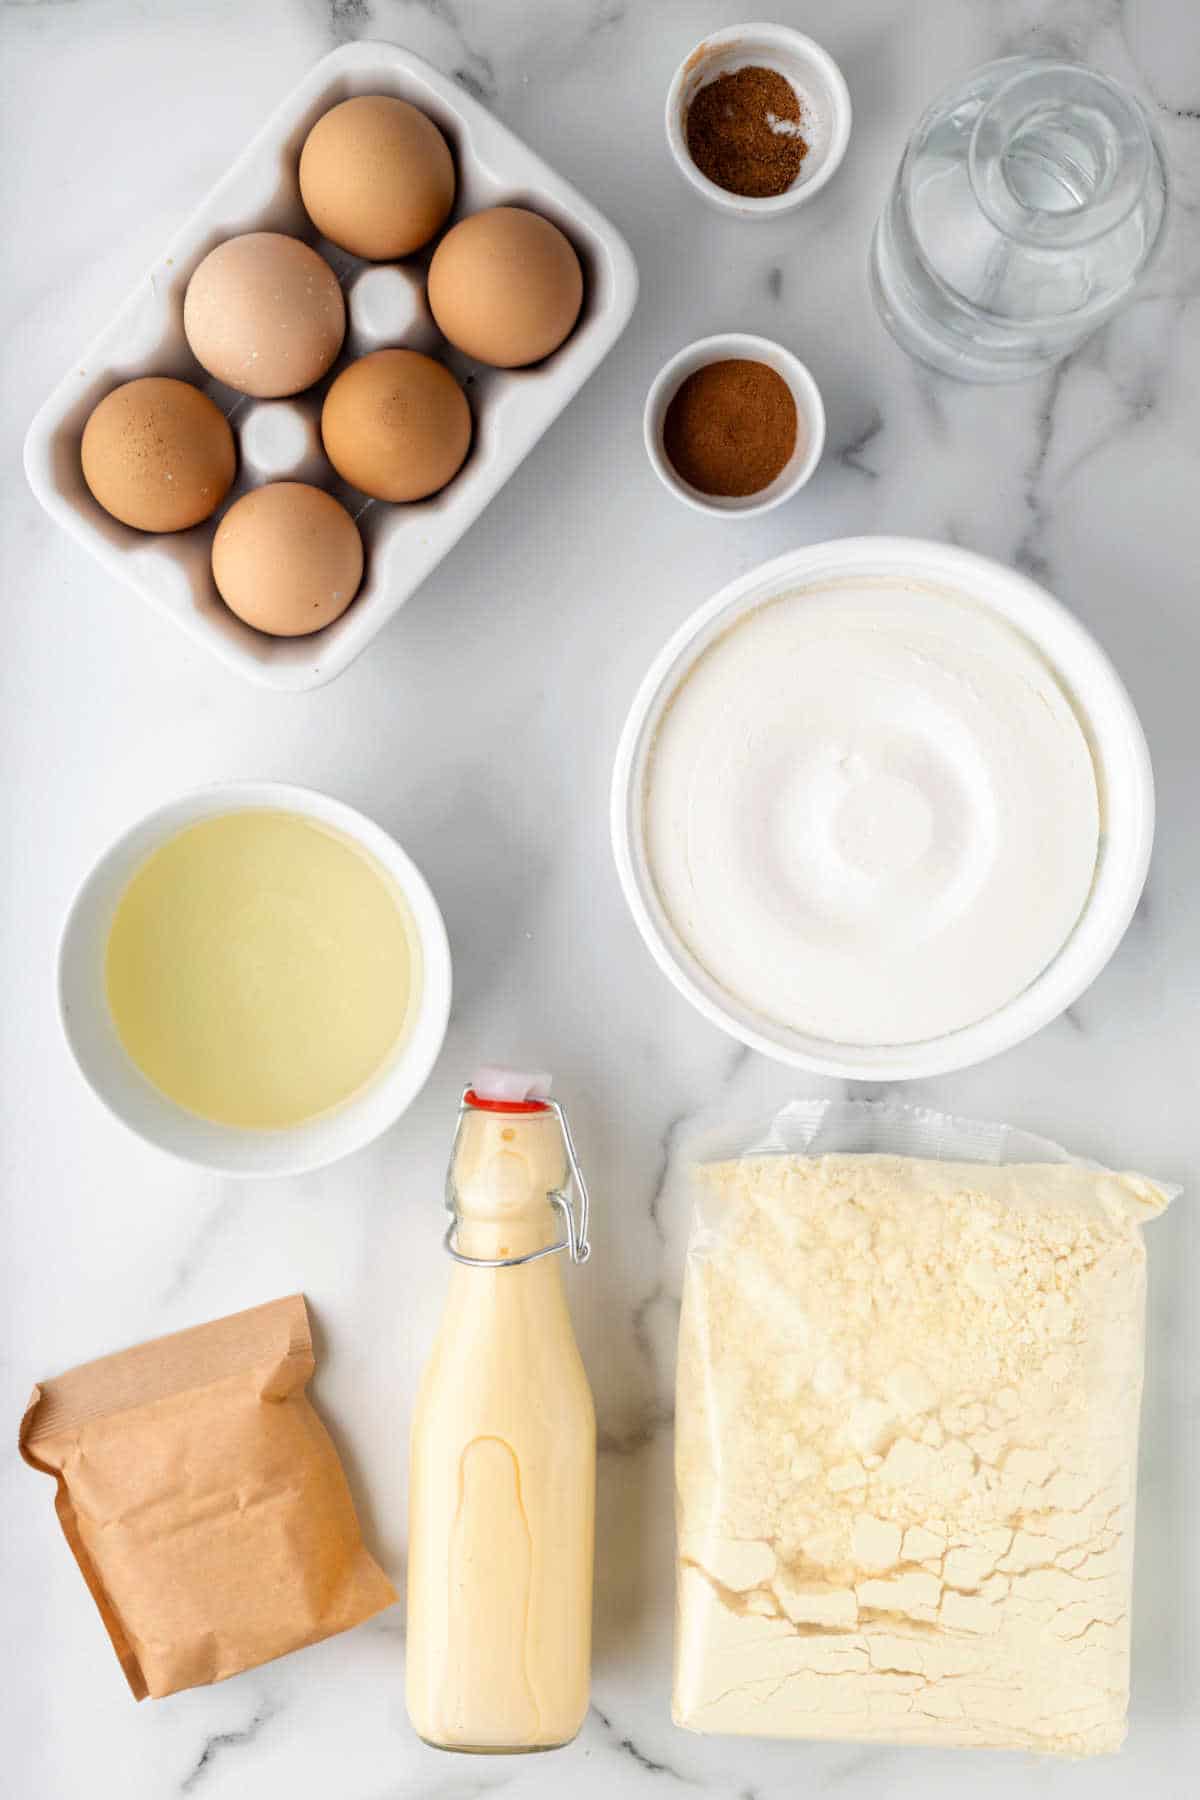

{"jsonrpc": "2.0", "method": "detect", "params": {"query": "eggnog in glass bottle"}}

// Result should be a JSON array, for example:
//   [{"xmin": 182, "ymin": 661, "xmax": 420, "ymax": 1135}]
[{"xmin": 405, "ymin": 1069, "xmax": 595, "ymax": 1752}]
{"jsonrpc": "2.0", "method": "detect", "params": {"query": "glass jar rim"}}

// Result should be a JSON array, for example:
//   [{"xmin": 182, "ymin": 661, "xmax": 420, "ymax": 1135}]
[{"xmin": 967, "ymin": 57, "xmax": 1160, "ymax": 250}]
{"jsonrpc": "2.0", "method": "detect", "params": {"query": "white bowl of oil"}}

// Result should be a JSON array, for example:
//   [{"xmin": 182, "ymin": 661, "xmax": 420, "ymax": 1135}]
[{"xmin": 58, "ymin": 782, "xmax": 452, "ymax": 1176}]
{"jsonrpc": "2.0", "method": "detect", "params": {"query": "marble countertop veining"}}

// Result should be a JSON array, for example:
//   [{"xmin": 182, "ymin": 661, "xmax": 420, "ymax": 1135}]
[{"xmin": 2, "ymin": 1, "xmax": 1199, "ymax": 1795}]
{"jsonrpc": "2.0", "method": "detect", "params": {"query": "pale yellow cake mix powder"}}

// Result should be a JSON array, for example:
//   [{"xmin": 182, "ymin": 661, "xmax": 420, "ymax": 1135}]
[{"xmin": 674, "ymin": 1154, "xmax": 1169, "ymax": 1754}]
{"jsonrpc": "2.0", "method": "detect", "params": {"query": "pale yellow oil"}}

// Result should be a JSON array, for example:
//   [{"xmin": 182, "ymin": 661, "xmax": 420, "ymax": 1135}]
[{"xmin": 105, "ymin": 809, "xmax": 420, "ymax": 1130}]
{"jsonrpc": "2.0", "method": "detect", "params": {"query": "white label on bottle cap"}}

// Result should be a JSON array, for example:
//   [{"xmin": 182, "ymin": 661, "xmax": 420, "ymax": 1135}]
[{"xmin": 472, "ymin": 1066, "xmax": 553, "ymax": 1104}]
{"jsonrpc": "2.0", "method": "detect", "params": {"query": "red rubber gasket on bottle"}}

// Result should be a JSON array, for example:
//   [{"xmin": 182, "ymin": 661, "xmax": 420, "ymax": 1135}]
[{"xmin": 463, "ymin": 1089, "xmax": 550, "ymax": 1114}]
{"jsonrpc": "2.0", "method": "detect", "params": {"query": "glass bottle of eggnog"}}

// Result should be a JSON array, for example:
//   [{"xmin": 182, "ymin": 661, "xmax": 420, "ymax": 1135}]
[{"xmin": 406, "ymin": 1069, "xmax": 595, "ymax": 1753}]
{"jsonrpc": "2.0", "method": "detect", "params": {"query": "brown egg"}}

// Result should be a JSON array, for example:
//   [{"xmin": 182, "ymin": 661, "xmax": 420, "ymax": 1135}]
[
  {"xmin": 299, "ymin": 95, "xmax": 455, "ymax": 260},
  {"xmin": 212, "ymin": 482, "xmax": 363, "ymax": 637},
  {"xmin": 183, "ymin": 233, "xmax": 345, "ymax": 399},
  {"xmin": 81, "ymin": 377, "xmax": 235, "ymax": 533},
  {"xmin": 427, "ymin": 206, "xmax": 583, "ymax": 368},
  {"xmin": 321, "ymin": 350, "xmax": 471, "ymax": 502}
]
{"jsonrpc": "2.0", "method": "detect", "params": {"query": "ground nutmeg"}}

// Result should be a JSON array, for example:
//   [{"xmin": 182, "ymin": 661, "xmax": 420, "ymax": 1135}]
[
  {"xmin": 685, "ymin": 66, "xmax": 808, "ymax": 198},
  {"xmin": 662, "ymin": 360, "xmax": 798, "ymax": 499}
]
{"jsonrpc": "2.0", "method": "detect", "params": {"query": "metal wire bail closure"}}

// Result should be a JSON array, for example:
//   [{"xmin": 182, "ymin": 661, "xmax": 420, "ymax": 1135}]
[{"xmin": 443, "ymin": 1087, "xmax": 592, "ymax": 1269}]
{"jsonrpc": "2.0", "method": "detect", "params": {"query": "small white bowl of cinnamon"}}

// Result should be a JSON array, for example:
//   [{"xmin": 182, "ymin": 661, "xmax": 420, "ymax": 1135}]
[
  {"xmin": 667, "ymin": 23, "xmax": 852, "ymax": 216},
  {"xmin": 644, "ymin": 332, "xmax": 826, "ymax": 517}
]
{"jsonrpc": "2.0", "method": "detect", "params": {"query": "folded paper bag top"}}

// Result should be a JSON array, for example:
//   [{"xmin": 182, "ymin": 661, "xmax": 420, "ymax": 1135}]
[{"xmin": 20, "ymin": 1294, "xmax": 395, "ymax": 1699}]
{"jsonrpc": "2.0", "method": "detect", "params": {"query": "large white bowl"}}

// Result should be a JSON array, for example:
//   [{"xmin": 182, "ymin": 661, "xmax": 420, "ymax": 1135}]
[
  {"xmin": 611, "ymin": 538, "xmax": 1154, "ymax": 1080},
  {"xmin": 58, "ymin": 782, "xmax": 452, "ymax": 1175},
  {"xmin": 23, "ymin": 42, "xmax": 638, "ymax": 691}
]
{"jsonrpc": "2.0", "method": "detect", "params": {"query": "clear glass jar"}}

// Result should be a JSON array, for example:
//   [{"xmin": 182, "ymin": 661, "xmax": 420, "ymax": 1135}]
[{"xmin": 870, "ymin": 57, "xmax": 1167, "ymax": 382}]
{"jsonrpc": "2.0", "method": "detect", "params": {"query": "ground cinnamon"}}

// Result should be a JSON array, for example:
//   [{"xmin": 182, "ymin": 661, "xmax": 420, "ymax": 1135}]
[
  {"xmin": 685, "ymin": 66, "xmax": 808, "ymax": 198},
  {"xmin": 662, "ymin": 359, "xmax": 798, "ymax": 498}
]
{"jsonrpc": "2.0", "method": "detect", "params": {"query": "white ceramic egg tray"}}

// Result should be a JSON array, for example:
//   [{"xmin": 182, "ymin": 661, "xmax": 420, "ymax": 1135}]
[{"xmin": 23, "ymin": 42, "xmax": 639, "ymax": 691}]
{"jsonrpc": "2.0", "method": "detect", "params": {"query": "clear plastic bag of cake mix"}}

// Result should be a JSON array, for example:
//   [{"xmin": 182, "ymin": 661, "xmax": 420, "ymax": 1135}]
[{"xmin": 673, "ymin": 1100, "xmax": 1175, "ymax": 1756}]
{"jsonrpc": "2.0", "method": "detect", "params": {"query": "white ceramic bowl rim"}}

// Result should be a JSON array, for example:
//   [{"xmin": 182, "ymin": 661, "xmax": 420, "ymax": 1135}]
[
  {"xmin": 611, "ymin": 537, "xmax": 1154, "ymax": 1081},
  {"xmin": 644, "ymin": 332, "xmax": 827, "ymax": 517},
  {"xmin": 666, "ymin": 23, "xmax": 853, "ymax": 215},
  {"xmin": 58, "ymin": 781, "xmax": 452, "ymax": 1176}
]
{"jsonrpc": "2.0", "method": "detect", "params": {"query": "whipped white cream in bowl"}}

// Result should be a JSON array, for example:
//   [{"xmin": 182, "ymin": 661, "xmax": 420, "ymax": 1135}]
[{"xmin": 611, "ymin": 539, "xmax": 1153, "ymax": 1079}]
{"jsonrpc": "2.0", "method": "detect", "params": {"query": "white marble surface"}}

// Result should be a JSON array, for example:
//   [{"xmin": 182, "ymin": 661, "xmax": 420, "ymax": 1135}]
[{"xmin": 3, "ymin": 1, "xmax": 1199, "ymax": 1794}]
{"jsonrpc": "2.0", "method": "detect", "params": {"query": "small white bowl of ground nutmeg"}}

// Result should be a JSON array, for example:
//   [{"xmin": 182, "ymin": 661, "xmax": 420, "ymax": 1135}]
[
  {"xmin": 667, "ymin": 23, "xmax": 852, "ymax": 215},
  {"xmin": 645, "ymin": 333, "xmax": 826, "ymax": 516}
]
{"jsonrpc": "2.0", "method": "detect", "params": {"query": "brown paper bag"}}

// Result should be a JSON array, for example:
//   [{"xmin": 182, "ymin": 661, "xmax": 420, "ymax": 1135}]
[{"xmin": 20, "ymin": 1294, "xmax": 396, "ymax": 1699}]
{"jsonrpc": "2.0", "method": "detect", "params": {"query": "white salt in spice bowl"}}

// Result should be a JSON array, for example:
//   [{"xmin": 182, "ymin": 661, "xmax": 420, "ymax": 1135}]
[
  {"xmin": 644, "ymin": 333, "xmax": 826, "ymax": 516},
  {"xmin": 666, "ymin": 23, "xmax": 852, "ymax": 216}
]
